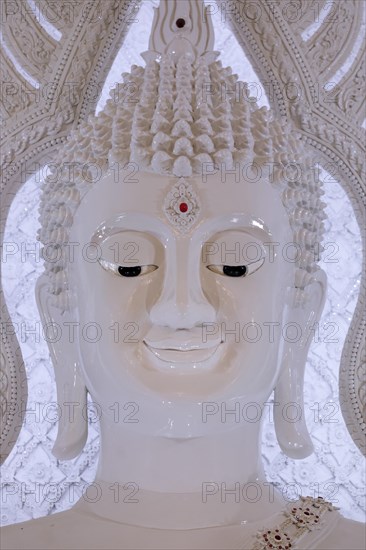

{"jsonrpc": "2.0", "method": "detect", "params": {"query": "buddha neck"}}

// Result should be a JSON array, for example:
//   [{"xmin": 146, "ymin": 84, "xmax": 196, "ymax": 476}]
[
  {"xmin": 77, "ymin": 419, "xmax": 286, "ymax": 529},
  {"xmin": 97, "ymin": 420, "xmax": 266, "ymax": 492}
]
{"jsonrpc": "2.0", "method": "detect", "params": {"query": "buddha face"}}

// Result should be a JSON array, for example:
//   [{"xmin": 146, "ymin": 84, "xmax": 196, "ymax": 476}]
[{"xmin": 68, "ymin": 170, "xmax": 295, "ymax": 436}]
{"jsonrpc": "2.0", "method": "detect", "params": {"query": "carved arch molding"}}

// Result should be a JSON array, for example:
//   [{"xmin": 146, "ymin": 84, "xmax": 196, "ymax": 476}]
[{"xmin": 1, "ymin": 0, "xmax": 365, "ymax": 461}]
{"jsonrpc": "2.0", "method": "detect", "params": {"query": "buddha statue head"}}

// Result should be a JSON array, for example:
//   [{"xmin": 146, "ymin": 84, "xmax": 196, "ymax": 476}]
[{"xmin": 36, "ymin": 0, "xmax": 327, "ymax": 471}]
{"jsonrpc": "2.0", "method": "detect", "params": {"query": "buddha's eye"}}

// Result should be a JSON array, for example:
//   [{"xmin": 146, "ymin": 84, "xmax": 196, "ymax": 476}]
[
  {"xmin": 207, "ymin": 257, "xmax": 265, "ymax": 278},
  {"xmin": 99, "ymin": 259, "xmax": 158, "ymax": 278}
]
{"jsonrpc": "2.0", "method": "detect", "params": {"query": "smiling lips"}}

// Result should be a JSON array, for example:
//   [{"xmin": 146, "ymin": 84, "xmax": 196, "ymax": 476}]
[
  {"xmin": 143, "ymin": 327, "xmax": 222, "ymax": 366},
  {"xmin": 144, "ymin": 343, "xmax": 222, "ymax": 364}
]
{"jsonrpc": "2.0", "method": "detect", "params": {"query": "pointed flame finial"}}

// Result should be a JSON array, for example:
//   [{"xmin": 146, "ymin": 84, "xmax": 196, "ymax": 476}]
[{"xmin": 147, "ymin": 0, "xmax": 215, "ymax": 62}]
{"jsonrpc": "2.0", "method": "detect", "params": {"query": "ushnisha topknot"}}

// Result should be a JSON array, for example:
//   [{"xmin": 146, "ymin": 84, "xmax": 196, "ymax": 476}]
[{"xmin": 38, "ymin": 0, "xmax": 326, "ymax": 310}]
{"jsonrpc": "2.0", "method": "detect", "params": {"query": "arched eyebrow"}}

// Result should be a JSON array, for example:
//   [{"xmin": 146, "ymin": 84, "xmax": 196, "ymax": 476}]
[
  {"xmin": 190, "ymin": 214, "xmax": 272, "ymax": 246},
  {"xmin": 90, "ymin": 213, "xmax": 174, "ymax": 246},
  {"xmin": 91, "ymin": 213, "xmax": 273, "ymax": 251}
]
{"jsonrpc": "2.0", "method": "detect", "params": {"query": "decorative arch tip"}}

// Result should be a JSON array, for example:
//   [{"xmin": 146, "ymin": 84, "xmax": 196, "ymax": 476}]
[{"xmin": 148, "ymin": 0, "xmax": 215, "ymax": 61}]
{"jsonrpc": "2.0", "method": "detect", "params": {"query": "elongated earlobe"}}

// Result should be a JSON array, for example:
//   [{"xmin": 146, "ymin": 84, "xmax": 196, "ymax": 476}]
[
  {"xmin": 274, "ymin": 270, "xmax": 327, "ymax": 459},
  {"xmin": 36, "ymin": 276, "xmax": 88, "ymax": 460}
]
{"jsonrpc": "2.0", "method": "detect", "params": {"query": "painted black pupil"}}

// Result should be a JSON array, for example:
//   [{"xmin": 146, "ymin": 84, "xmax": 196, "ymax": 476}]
[
  {"xmin": 176, "ymin": 18, "xmax": 185, "ymax": 28},
  {"xmin": 223, "ymin": 265, "xmax": 247, "ymax": 277},
  {"xmin": 118, "ymin": 266, "xmax": 142, "ymax": 278}
]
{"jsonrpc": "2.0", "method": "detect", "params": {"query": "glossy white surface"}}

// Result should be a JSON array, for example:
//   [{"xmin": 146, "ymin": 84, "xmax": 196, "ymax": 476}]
[
  {"xmin": 3, "ymin": 167, "xmax": 364, "ymax": 547},
  {"xmin": 0, "ymin": 1, "xmax": 364, "ymax": 548}
]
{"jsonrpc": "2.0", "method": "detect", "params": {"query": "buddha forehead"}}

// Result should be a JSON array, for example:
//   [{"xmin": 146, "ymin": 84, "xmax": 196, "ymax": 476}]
[{"xmin": 71, "ymin": 169, "xmax": 292, "ymax": 244}]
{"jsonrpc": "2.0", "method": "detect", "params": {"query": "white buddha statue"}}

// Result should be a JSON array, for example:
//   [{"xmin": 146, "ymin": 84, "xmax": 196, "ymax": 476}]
[{"xmin": 2, "ymin": 1, "xmax": 365, "ymax": 548}]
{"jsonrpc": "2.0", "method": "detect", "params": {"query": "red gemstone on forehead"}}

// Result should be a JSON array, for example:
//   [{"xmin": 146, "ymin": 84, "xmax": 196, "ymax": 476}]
[{"xmin": 179, "ymin": 202, "xmax": 188, "ymax": 213}]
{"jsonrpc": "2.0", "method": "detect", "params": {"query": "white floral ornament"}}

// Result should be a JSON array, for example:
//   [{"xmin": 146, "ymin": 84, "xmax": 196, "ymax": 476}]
[
  {"xmin": 252, "ymin": 496, "xmax": 339, "ymax": 549},
  {"xmin": 163, "ymin": 178, "xmax": 201, "ymax": 234}
]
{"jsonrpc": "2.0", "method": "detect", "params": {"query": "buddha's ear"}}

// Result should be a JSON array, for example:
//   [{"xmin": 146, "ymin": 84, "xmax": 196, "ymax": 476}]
[
  {"xmin": 36, "ymin": 275, "xmax": 88, "ymax": 460},
  {"xmin": 274, "ymin": 269, "xmax": 327, "ymax": 459}
]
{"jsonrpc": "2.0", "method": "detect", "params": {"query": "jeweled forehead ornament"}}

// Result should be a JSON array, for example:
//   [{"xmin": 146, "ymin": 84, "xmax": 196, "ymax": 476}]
[{"xmin": 163, "ymin": 178, "xmax": 201, "ymax": 234}]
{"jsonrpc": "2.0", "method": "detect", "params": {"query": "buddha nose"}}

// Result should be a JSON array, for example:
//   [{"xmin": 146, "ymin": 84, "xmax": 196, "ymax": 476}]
[
  {"xmin": 149, "ymin": 246, "xmax": 216, "ymax": 330},
  {"xmin": 150, "ymin": 293, "xmax": 216, "ymax": 330}
]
